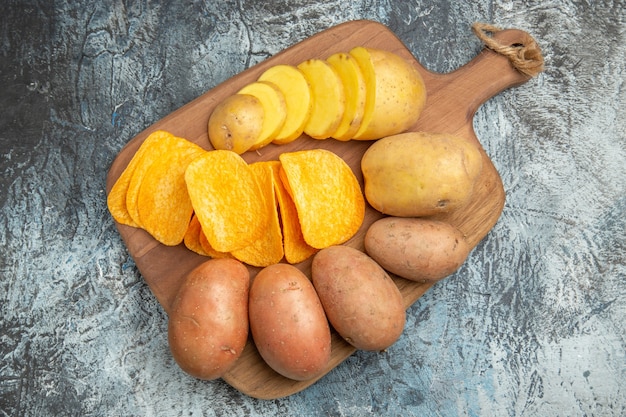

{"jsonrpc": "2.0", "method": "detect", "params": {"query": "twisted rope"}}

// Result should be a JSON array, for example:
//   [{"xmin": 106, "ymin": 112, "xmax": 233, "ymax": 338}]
[{"xmin": 472, "ymin": 22, "xmax": 544, "ymax": 77}]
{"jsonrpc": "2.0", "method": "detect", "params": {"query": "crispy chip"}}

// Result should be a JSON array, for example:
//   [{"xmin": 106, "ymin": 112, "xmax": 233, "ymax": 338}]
[
  {"xmin": 198, "ymin": 226, "xmax": 232, "ymax": 259},
  {"xmin": 125, "ymin": 132, "xmax": 190, "ymax": 227},
  {"xmin": 107, "ymin": 130, "xmax": 173, "ymax": 227},
  {"xmin": 185, "ymin": 150, "xmax": 266, "ymax": 253},
  {"xmin": 279, "ymin": 149, "xmax": 365, "ymax": 249},
  {"xmin": 272, "ymin": 162, "xmax": 318, "ymax": 263},
  {"xmin": 184, "ymin": 214, "xmax": 209, "ymax": 256},
  {"xmin": 137, "ymin": 138, "xmax": 205, "ymax": 246},
  {"xmin": 231, "ymin": 161, "xmax": 284, "ymax": 267}
]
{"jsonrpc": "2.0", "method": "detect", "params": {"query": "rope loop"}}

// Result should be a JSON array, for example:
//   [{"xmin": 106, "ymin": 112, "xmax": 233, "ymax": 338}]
[{"xmin": 472, "ymin": 22, "xmax": 544, "ymax": 77}]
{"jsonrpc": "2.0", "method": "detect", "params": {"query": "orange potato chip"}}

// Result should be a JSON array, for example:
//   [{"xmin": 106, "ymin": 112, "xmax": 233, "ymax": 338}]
[
  {"xmin": 185, "ymin": 150, "xmax": 266, "ymax": 253},
  {"xmin": 107, "ymin": 130, "xmax": 173, "ymax": 227},
  {"xmin": 198, "ymin": 226, "xmax": 232, "ymax": 259},
  {"xmin": 125, "ymin": 132, "xmax": 191, "ymax": 227},
  {"xmin": 272, "ymin": 162, "xmax": 318, "ymax": 264},
  {"xmin": 279, "ymin": 149, "xmax": 365, "ymax": 249},
  {"xmin": 231, "ymin": 161, "xmax": 284, "ymax": 267},
  {"xmin": 184, "ymin": 214, "xmax": 209, "ymax": 256},
  {"xmin": 137, "ymin": 138, "xmax": 205, "ymax": 246}
]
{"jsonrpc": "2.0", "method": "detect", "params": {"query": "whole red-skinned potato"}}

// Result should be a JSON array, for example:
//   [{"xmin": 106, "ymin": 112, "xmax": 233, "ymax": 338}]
[
  {"xmin": 312, "ymin": 245, "xmax": 405, "ymax": 351},
  {"xmin": 249, "ymin": 263, "xmax": 331, "ymax": 381},
  {"xmin": 168, "ymin": 258, "xmax": 250, "ymax": 380},
  {"xmin": 365, "ymin": 217, "xmax": 470, "ymax": 282}
]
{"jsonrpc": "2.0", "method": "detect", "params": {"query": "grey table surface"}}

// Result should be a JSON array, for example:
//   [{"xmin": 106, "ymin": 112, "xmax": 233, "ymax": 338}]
[{"xmin": 1, "ymin": 1, "xmax": 624, "ymax": 416}]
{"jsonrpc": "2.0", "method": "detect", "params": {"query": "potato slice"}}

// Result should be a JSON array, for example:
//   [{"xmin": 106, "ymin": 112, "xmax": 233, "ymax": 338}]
[
  {"xmin": 231, "ymin": 161, "xmax": 284, "ymax": 267},
  {"xmin": 208, "ymin": 93, "xmax": 264, "ymax": 154},
  {"xmin": 349, "ymin": 47, "xmax": 426, "ymax": 140},
  {"xmin": 258, "ymin": 65, "xmax": 312, "ymax": 145},
  {"xmin": 297, "ymin": 59, "xmax": 345, "ymax": 140},
  {"xmin": 327, "ymin": 52, "xmax": 367, "ymax": 141},
  {"xmin": 237, "ymin": 81, "xmax": 287, "ymax": 150},
  {"xmin": 185, "ymin": 150, "xmax": 266, "ymax": 253},
  {"xmin": 279, "ymin": 149, "xmax": 365, "ymax": 249},
  {"xmin": 136, "ymin": 138, "xmax": 205, "ymax": 246},
  {"xmin": 107, "ymin": 130, "xmax": 174, "ymax": 227}
]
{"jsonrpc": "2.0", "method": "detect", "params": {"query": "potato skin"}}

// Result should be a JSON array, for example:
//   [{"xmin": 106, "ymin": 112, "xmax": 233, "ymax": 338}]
[
  {"xmin": 312, "ymin": 246, "xmax": 405, "ymax": 351},
  {"xmin": 365, "ymin": 217, "xmax": 470, "ymax": 282},
  {"xmin": 167, "ymin": 258, "xmax": 250, "ymax": 380},
  {"xmin": 249, "ymin": 263, "xmax": 331, "ymax": 381},
  {"xmin": 208, "ymin": 93, "xmax": 264, "ymax": 154},
  {"xmin": 350, "ymin": 47, "xmax": 427, "ymax": 140},
  {"xmin": 361, "ymin": 132, "xmax": 483, "ymax": 217}
]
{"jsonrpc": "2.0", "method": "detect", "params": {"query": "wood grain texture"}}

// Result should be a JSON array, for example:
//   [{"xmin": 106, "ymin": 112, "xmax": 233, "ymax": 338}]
[{"xmin": 105, "ymin": 20, "xmax": 533, "ymax": 399}]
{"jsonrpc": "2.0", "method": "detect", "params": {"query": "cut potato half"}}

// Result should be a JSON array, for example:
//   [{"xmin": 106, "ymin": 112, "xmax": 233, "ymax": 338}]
[
  {"xmin": 208, "ymin": 93, "xmax": 264, "ymax": 154},
  {"xmin": 349, "ymin": 47, "xmax": 426, "ymax": 140}
]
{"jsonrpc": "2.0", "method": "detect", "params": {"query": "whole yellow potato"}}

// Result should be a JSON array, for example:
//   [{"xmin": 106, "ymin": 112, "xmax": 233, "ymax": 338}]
[
  {"xmin": 208, "ymin": 93, "xmax": 264, "ymax": 154},
  {"xmin": 361, "ymin": 132, "xmax": 483, "ymax": 217},
  {"xmin": 350, "ymin": 47, "xmax": 426, "ymax": 140},
  {"xmin": 312, "ymin": 246, "xmax": 405, "ymax": 351},
  {"xmin": 167, "ymin": 258, "xmax": 250, "ymax": 380},
  {"xmin": 365, "ymin": 217, "xmax": 470, "ymax": 282}
]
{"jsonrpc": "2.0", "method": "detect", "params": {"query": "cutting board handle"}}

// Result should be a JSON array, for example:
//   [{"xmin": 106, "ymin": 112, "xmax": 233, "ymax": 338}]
[
  {"xmin": 472, "ymin": 23, "xmax": 544, "ymax": 78},
  {"xmin": 414, "ymin": 25, "xmax": 544, "ymax": 137}
]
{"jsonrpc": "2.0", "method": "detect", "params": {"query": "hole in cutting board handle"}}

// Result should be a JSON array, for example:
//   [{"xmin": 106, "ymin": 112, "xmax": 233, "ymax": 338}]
[{"xmin": 472, "ymin": 23, "xmax": 544, "ymax": 78}]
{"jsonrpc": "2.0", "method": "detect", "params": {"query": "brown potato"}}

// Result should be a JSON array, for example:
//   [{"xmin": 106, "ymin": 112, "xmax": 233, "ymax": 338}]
[
  {"xmin": 249, "ymin": 263, "xmax": 331, "ymax": 381},
  {"xmin": 312, "ymin": 246, "xmax": 405, "ymax": 351},
  {"xmin": 365, "ymin": 217, "xmax": 470, "ymax": 282},
  {"xmin": 167, "ymin": 258, "xmax": 250, "ymax": 380}
]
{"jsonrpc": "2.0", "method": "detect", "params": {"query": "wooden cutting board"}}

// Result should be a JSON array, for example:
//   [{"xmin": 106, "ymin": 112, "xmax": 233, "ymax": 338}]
[{"xmin": 105, "ymin": 20, "xmax": 538, "ymax": 399}]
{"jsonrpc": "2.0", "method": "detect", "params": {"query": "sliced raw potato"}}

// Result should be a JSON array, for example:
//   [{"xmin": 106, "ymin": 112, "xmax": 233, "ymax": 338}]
[
  {"xmin": 279, "ymin": 149, "xmax": 365, "ymax": 249},
  {"xmin": 258, "ymin": 65, "xmax": 312, "ymax": 145},
  {"xmin": 297, "ymin": 59, "xmax": 345, "ymax": 140},
  {"xmin": 349, "ymin": 46, "xmax": 427, "ymax": 140},
  {"xmin": 231, "ymin": 161, "xmax": 284, "ymax": 267},
  {"xmin": 237, "ymin": 81, "xmax": 287, "ymax": 150},
  {"xmin": 185, "ymin": 150, "xmax": 266, "ymax": 253},
  {"xmin": 326, "ymin": 52, "xmax": 367, "ymax": 141},
  {"xmin": 108, "ymin": 130, "xmax": 174, "ymax": 227},
  {"xmin": 136, "ymin": 138, "xmax": 205, "ymax": 246},
  {"xmin": 208, "ymin": 93, "xmax": 264, "ymax": 154}
]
